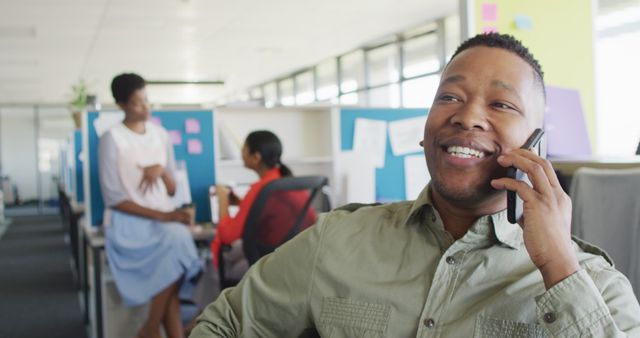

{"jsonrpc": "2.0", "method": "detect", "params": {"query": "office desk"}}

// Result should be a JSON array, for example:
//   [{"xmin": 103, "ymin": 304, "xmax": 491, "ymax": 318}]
[
  {"xmin": 551, "ymin": 156, "xmax": 640, "ymax": 176},
  {"xmin": 79, "ymin": 218, "xmax": 215, "ymax": 338}
]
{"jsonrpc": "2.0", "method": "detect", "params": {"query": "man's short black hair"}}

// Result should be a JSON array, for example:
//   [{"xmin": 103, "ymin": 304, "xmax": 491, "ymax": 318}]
[
  {"xmin": 449, "ymin": 33, "xmax": 545, "ymax": 98},
  {"xmin": 111, "ymin": 73, "xmax": 146, "ymax": 103}
]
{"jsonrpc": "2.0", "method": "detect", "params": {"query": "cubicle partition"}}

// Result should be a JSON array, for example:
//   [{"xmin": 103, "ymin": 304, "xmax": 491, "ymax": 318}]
[
  {"xmin": 214, "ymin": 106, "xmax": 430, "ymax": 207},
  {"xmin": 82, "ymin": 110, "xmax": 216, "ymax": 227},
  {"xmin": 338, "ymin": 107, "xmax": 429, "ymax": 203},
  {"xmin": 73, "ymin": 130, "xmax": 84, "ymax": 203}
]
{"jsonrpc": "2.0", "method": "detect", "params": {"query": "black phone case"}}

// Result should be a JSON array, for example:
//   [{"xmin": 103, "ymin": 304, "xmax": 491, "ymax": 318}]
[{"xmin": 506, "ymin": 166, "xmax": 520, "ymax": 224}]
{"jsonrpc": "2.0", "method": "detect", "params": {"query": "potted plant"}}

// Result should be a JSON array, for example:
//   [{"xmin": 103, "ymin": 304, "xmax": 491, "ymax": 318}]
[{"xmin": 69, "ymin": 79, "xmax": 89, "ymax": 129}]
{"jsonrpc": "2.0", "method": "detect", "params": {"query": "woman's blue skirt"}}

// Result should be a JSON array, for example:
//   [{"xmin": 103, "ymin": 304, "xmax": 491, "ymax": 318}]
[{"xmin": 105, "ymin": 210, "xmax": 203, "ymax": 306}]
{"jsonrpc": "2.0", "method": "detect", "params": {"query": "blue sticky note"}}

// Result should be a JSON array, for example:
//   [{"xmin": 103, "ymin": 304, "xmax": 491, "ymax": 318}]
[{"xmin": 514, "ymin": 14, "xmax": 533, "ymax": 30}]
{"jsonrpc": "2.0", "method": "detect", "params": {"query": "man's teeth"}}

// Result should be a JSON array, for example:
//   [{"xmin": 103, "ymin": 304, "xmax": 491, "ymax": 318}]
[{"xmin": 446, "ymin": 146, "xmax": 485, "ymax": 158}]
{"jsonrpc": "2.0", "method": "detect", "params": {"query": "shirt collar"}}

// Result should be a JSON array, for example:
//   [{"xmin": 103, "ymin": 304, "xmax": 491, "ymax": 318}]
[{"xmin": 404, "ymin": 185, "xmax": 522, "ymax": 250}]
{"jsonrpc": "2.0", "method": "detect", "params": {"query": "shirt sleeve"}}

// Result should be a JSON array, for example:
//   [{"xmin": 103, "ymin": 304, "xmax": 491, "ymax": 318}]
[
  {"xmin": 98, "ymin": 132, "xmax": 128, "ymax": 207},
  {"xmin": 534, "ymin": 266, "xmax": 640, "ymax": 337},
  {"xmin": 190, "ymin": 213, "xmax": 328, "ymax": 338}
]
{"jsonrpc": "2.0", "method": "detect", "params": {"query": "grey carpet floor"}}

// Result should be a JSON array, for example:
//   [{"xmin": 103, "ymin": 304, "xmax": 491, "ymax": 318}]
[{"xmin": 0, "ymin": 214, "xmax": 87, "ymax": 338}]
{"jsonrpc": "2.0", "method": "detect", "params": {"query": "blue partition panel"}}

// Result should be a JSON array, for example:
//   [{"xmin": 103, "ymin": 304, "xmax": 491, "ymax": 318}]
[
  {"xmin": 340, "ymin": 107, "xmax": 428, "ymax": 202},
  {"xmin": 73, "ymin": 130, "xmax": 84, "ymax": 203},
  {"xmin": 86, "ymin": 110, "xmax": 215, "ymax": 226}
]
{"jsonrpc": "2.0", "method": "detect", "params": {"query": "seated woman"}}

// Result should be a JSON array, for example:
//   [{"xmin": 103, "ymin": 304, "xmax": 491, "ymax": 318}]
[
  {"xmin": 211, "ymin": 130, "xmax": 317, "ymax": 278},
  {"xmin": 99, "ymin": 73, "xmax": 202, "ymax": 338}
]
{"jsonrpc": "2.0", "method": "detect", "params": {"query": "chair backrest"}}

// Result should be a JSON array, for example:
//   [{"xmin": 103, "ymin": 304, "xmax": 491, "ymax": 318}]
[
  {"xmin": 570, "ymin": 167, "xmax": 640, "ymax": 299},
  {"xmin": 242, "ymin": 176, "xmax": 329, "ymax": 265}
]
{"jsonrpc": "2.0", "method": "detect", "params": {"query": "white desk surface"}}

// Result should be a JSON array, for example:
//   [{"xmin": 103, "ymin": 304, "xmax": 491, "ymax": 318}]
[{"xmin": 80, "ymin": 217, "xmax": 216, "ymax": 249}]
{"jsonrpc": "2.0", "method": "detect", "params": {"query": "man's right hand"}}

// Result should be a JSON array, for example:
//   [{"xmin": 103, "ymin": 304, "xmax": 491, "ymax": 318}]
[{"xmin": 161, "ymin": 209, "xmax": 192, "ymax": 225}]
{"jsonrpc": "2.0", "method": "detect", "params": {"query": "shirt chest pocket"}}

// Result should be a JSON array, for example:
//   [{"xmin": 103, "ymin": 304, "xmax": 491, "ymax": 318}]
[
  {"xmin": 317, "ymin": 297, "xmax": 391, "ymax": 338},
  {"xmin": 474, "ymin": 316, "xmax": 548, "ymax": 338}
]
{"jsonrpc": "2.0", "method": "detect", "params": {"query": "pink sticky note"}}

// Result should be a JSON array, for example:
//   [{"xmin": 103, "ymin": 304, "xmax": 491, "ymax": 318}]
[
  {"xmin": 187, "ymin": 139, "xmax": 203, "ymax": 154},
  {"xmin": 150, "ymin": 116, "xmax": 162, "ymax": 126},
  {"xmin": 168, "ymin": 130, "xmax": 182, "ymax": 145},
  {"xmin": 482, "ymin": 3, "xmax": 498, "ymax": 21},
  {"xmin": 483, "ymin": 26, "xmax": 498, "ymax": 34},
  {"xmin": 185, "ymin": 118, "xmax": 200, "ymax": 134}
]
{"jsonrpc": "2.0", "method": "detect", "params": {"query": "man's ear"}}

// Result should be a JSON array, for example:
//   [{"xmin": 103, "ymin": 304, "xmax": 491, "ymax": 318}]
[{"xmin": 116, "ymin": 101, "xmax": 126, "ymax": 111}]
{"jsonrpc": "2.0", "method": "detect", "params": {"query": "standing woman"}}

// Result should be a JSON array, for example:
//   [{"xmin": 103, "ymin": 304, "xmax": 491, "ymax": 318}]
[
  {"xmin": 211, "ymin": 130, "xmax": 316, "ymax": 277},
  {"xmin": 99, "ymin": 73, "xmax": 201, "ymax": 338}
]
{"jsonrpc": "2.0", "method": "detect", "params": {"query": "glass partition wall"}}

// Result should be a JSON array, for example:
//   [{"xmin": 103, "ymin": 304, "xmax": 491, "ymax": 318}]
[{"xmin": 0, "ymin": 105, "xmax": 75, "ymax": 216}]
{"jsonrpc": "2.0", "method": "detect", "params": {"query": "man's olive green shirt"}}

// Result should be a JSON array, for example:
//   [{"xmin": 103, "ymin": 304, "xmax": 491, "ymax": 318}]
[{"xmin": 191, "ymin": 187, "xmax": 640, "ymax": 337}]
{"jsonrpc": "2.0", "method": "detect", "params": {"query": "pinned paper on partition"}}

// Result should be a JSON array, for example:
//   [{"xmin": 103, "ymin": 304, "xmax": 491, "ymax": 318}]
[
  {"xmin": 150, "ymin": 116, "xmax": 162, "ymax": 126},
  {"xmin": 339, "ymin": 151, "xmax": 376, "ymax": 204},
  {"xmin": 483, "ymin": 26, "xmax": 498, "ymax": 34},
  {"xmin": 404, "ymin": 155, "xmax": 430, "ymax": 200},
  {"xmin": 353, "ymin": 118, "xmax": 387, "ymax": 168},
  {"xmin": 168, "ymin": 130, "xmax": 182, "ymax": 145},
  {"xmin": 93, "ymin": 112, "xmax": 125, "ymax": 137},
  {"xmin": 388, "ymin": 116, "xmax": 428, "ymax": 156},
  {"xmin": 187, "ymin": 139, "xmax": 203, "ymax": 154},
  {"xmin": 482, "ymin": 3, "xmax": 498, "ymax": 21},
  {"xmin": 514, "ymin": 14, "xmax": 533, "ymax": 31},
  {"xmin": 185, "ymin": 118, "xmax": 201, "ymax": 134}
]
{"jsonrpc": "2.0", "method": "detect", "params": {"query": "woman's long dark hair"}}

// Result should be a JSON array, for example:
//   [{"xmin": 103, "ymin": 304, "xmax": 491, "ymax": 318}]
[{"xmin": 245, "ymin": 130, "xmax": 292, "ymax": 177}]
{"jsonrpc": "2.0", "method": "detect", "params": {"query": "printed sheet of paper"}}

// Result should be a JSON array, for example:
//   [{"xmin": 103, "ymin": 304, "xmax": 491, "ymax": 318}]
[
  {"xmin": 339, "ymin": 151, "xmax": 376, "ymax": 204},
  {"xmin": 93, "ymin": 112, "xmax": 124, "ymax": 137},
  {"xmin": 353, "ymin": 118, "xmax": 387, "ymax": 168},
  {"xmin": 404, "ymin": 155, "xmax": 430, "ymax": 200},
  {"xmin": 388, "ymin": 116, "xmax": 427, "ymax": 156}
]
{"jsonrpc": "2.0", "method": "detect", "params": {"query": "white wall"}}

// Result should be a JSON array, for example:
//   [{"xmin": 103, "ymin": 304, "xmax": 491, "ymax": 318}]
[{"xmin": 0, "ymin": 108, "xmax": 38, "ymax": 201}]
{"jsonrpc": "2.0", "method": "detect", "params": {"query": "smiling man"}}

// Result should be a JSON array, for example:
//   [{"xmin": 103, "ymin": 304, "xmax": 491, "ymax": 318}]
[{"xmin": 190, "ymin": 34, "xmax": 640, "ymax": 337}]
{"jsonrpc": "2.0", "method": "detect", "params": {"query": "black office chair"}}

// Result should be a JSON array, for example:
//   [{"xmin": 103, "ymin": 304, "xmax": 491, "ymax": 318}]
[{"xmin": 218, "ymin": 176, "xmax": 330, "ymax": 289}]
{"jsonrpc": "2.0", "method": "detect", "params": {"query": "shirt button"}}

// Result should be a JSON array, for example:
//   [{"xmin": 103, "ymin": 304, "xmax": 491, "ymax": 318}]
[
  {"xmin": 423, "ymin": 318, "xmax": 435, "ymax": 328},
  {"xmin": 543, "ymin": 312, "xmax": 556, "ymax": 323},
  {"xmin": 445, "ymin": 256, "xmax": 456, "ymax": 265}
]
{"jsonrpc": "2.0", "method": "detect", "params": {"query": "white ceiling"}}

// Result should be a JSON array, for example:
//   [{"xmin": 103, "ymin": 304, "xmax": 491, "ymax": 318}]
[{"xmin": 0, "ymin": 0, "xmax": 457, "ymax": 105}]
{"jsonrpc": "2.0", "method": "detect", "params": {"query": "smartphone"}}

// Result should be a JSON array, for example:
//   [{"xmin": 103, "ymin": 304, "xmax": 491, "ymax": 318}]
[{"xmin": 506, "ymin": 128, "xmax": 545, "ymax": 224}]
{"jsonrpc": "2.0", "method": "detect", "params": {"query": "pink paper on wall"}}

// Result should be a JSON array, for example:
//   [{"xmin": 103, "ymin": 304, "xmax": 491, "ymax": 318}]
[
  {"xmin": 187, "ymin": 139, "xmax": 203, "ymax": 154},
  {"xmin": 482, "ymin": 3, "xmax": 498, "ymax": 21},
  {"xmin": 483, "ymin": 26, "xmax": 498, "ymax": 34},
  {"xmin": 185, "ymin": 118, "xmax": 201, "ymax": 134},
  {"xmin": 150, "ymin": 116, "xmax": 162, "ymax": 126},
  {"xmin": 168, "ymin": 130, "xmax": 182, "ymax": 145}
]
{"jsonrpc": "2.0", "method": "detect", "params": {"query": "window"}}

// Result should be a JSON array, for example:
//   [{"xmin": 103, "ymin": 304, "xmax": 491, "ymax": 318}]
[
  {"xmin": 367, "ymin": 44, "xmax": 399, "ymax": 87},
  {"xmin": 340, "ymin": 50, "xmax": 365, "ymax": 93},
  {"xmin": 295, "ymin": 71, "xmax": 315, "ymax": 105},
  {"xmin": 402, "ymin": 34, "xmax": 441, "ymax": 78},
  {"xmin": 242, "ymin": 14, "xmax": 456, "ymax": 108},
  {"xmin": 279, "ymin": 78, "xmax": 295, "ymax": 106},
  {"xmin": 402, "ymin": 75, "xmax": 440, "ymax": 108},
  {"xmin": 263, "ymin": 82, "xmax": 278, "ymax": 107},
  {"xmin": 369, "ymin": 84, "xmax": 400, "ymax": 107},
  {"xmin": 316, "ymin": 59, "xmax": 339, "ymax": 101}
]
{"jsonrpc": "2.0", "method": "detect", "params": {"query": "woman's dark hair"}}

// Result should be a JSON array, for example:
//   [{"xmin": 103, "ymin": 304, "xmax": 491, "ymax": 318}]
[
  {"xmin": 245, "ymin": 130, "xmax": 292, "ymax": 177},
  {"xmin": 111, "ymin": 73, "xmax": 146, "ymax": 103}
]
